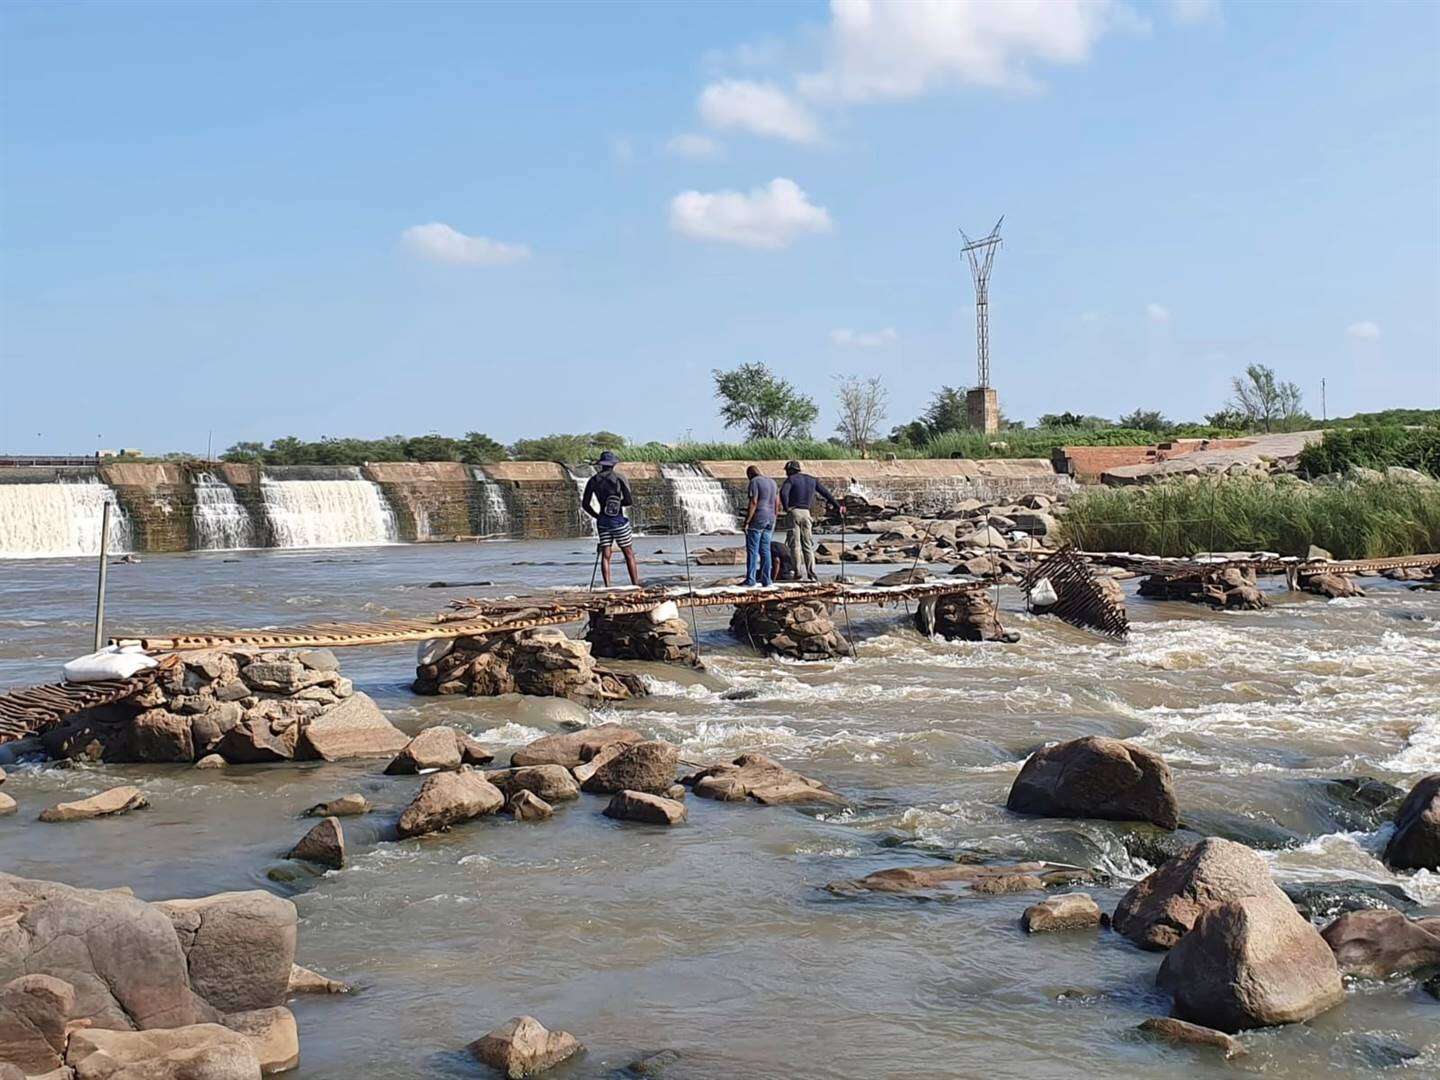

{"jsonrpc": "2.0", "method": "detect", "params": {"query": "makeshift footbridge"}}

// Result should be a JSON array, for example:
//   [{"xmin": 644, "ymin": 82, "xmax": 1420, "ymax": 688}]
[{"xmin": 1081, "ymin": 551, "xmax": 1440, "ymax": 582}]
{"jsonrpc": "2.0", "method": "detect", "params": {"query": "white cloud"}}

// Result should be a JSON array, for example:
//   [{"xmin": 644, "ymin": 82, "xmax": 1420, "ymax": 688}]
[
  {"xmin": 666, "ymin": 132, "xmax": 723, "ymax": 159},
  {"xmin": 401, "ymin": 223, "xmax": 530, "ymax": 266},
  {"xmin": 1167, "ymin": 0, "xmax": 1221, "ymax": 26},
  {"xmin": 799, "ymin": 0, "xmax": 1128, "ymax": 101},
  {"xmin": 668, "ymin": 177, "xmax": 832, "ymax": 250},
  {"xmin": 1346, "ymin": 320, "xmax": 1381, "ymax": 341},
  {"xmin": 831, "ymin": 327, "xmax": 898, "ymax": 348},
  {"xmin": 1146, "ymin": 302, "xmax": 1170, "ymax": 323},
  {"xmin": 698, "ymin": 79, "xmax": 821, "ymax": 143}
]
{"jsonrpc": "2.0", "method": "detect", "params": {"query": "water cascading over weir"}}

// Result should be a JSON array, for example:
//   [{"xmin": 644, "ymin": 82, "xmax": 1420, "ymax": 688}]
[
  {"xmin": 0, "ymin": 475, "xmax": 133, "ymax": 559},
  {"xmin": 258, "ymin": 468, "xmax": 400, "ymax": 548},
  {"xmin": 660, "ymin": 464, "xmax": 740, "ymax": 534}
]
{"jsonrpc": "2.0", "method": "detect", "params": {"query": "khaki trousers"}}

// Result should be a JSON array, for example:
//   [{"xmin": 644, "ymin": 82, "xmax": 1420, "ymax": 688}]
[{"xmin": 787, "ymin": 507, "xmax": 817, "ymax": 580}]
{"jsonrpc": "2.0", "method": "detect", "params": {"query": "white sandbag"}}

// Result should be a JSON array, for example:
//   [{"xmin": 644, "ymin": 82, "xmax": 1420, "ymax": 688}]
[
  {"xmin": 62, "ymin": 645, "xmax": 158, "ymax": 683},
  {"xmin": 648, "ymin": 600, "xmax": 680, "ymax": 624},
  {"xmin": 417, "ymin": 637, "xmax": 454, "ymax": 666},
  {"xmin": 1028, "ymin": 578, "xmax": 1059, "ymax": 607}
]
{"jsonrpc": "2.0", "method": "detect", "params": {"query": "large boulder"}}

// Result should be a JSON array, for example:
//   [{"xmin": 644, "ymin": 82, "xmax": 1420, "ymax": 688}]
[
  {"xmin": 38, "ymin": 786, "xmax": 148, "ymax": 823},
  {"xmin": 1384, "ymin": 773, "xmax": 1440, "ymax": 871},
  {"xmin": 1320, "ymin": 909, "xmax": 1440, "ymax": 978},
  {"xmin": 66, "ymin": 1024, "xmax": 262, "ymax": 1080},
  {"xmin": 1021, "ymin": 893, "xmax": 1102, "ymax": 934},
  {"xmin": 155, "ymin": 892, "xmax": 297, "ymax": 1014},
  {"xmin": 510, "ymin": 724, "xmax": 643, "ymax": 768},
  {"xmin": 579, "ymin": 741, "xmax": 679, "ymax": 796},
  {"xmin": 383, "ymin": 726, "xmax": 493, "ymax": 774},
  {"xmin": 1006, "ymin": 736, "xmax": 1178, "ymax": 830},
  {"xmin": 1113, "ymin": 838, "xmax": 1290, "ymax": 951},
  {"xmin": 295, "ymin": 692, "xmax": 409, "ymax": 761},
  {"xmin": 285, "ymin": 817, "xmax": 345, "ymax": 870},
  {"xmin": 1156, "ymin": 893, "xmax": 1344, "ymax": 1031},
  {"xmin": 395, "ymin": 767, "xmax": 504, "ymax": 839},
  {"xmin": 467, "ymin": 1015, "xmax": 582, "ymax": 1079},
  {"xmin": 683, "ymin": 753, "xmax": 844, "ymax": 807},
  {"xmin": 603, "ymin": 790, "xmax": 687, "ymax": 826},
  {"xmin": 0, "ymin": 874, "xmax": 199, "ymax": 1032},
  {"xmin": 490, "ymin": 764, "xmax": 580, "ymax": 803},
  {"xmin": 0, "ymin": 974, "xmax": 76, "ymax": 1073}
]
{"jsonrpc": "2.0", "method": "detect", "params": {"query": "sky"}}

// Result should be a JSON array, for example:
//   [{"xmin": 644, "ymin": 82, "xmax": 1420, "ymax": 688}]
[{"xmin": 2, "ymin": 0, "xmax": 1437, "ymax": 456}]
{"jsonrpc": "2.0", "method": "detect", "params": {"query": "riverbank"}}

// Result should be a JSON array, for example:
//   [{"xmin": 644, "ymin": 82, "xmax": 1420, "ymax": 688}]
[{"xmin": 0, "ymin": 541, "xmax": 1437, "ymax": 1078}]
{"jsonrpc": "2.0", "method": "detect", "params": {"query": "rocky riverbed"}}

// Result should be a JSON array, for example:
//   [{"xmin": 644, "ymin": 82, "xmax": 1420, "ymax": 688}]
[{"xmin": 1, "ymin": 538, "xmax": 1437, "ymax": 1078}]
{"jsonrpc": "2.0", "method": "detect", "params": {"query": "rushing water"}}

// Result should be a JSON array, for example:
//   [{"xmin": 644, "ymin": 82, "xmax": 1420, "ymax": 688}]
[
  {"xmin": 0, "ymin": 480, "xmax": 133, "ymax": 559},
  {"xmin": 259, "ymin": 475, "xmax": 400, "ymax": 548},
  {"xmin": 661, "ymin": 464, "xmax": 740, "ymax": 534},
  {"xmin": 472, "ymin": 469, "xmax": 513, "ymax": 537},
  {"xmin": 0, "ymin": 542, "xmax": 1437, "ymax": 1078},
  {"xmin": 192, "ymin": 473, "xmax": 256, "ymax": 550}
]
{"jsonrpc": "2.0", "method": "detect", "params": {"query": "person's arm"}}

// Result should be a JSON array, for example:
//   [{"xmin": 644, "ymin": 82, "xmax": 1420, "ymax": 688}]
[
  {"xmin": 619, "ymin": 475, "xmax": 633, "ymax": 508},
  {"xmin": 744, "ymin": 481, "xmax": 757, "ymax": 528},
  {"xmin": 580, "ymin": 476, "xmax": 599, "ymax": 519},
  {"xmin": 772, "ymin": 487, "xmax": 782, "ymax": 519},
  {"xmin": 815, "ymin": 479, "xmax": 843, "ymax": 514},
  {"xmin": 778, "ymin": 477, "xmax": 792, "ymax": 510}
]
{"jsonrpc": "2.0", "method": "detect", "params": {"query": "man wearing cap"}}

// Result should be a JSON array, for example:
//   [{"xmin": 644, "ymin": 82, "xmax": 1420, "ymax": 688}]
[
  {"xmin": 580, "ymin": 450, "xmax": 642, "ymax": 587},
  {"xmin": 779, "ymin": 460, "xmax": 842, "ymax": 582}
]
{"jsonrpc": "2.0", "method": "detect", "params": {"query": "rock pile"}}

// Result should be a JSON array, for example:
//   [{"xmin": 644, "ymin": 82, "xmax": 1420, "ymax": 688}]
[
  {"xmin": 413, "ymin": 628, "xmax": 645, "ymax": 705},
  {"xmin": 585, "ymin": 609, "xmax": 698, "ymax": 666},
  {"xmin": 1138, "ymin": 567, "xmax": 1268, "ymax": 610},
  {"xmin": 40, "ymin": 648, "xmax": 408, "ymax": 765},
  {"xmin": 0, "ymin": 873, "xmax": 306, "ymax": 1075},
  {"xmin": 914, "ymin": 591, "xmax": 1018, "ymax": 643},
  {"xmin": 728, "ymin": 598, "xmax": 849, "ymax": 660},
  {"xmin": 683, "ymin": 753, "xmax": 845, "ymax": 807}
]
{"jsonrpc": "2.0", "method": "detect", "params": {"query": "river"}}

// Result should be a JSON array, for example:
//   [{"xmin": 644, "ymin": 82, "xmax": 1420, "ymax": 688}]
[{"xmin": 1, "ymin": 539, "xmax": 1437, "ymax": 1078}]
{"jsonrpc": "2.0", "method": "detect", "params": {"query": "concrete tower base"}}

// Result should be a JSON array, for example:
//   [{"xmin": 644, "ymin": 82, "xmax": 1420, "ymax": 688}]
[{"xmin": 966, "ymin": 387, "xmax": 1000, "ymax": 434}]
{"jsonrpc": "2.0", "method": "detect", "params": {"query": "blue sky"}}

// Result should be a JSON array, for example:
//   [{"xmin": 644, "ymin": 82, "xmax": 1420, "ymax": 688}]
[{"xmin": 2, "ymin": 0, "xmax": 1437, "ymax": 455}]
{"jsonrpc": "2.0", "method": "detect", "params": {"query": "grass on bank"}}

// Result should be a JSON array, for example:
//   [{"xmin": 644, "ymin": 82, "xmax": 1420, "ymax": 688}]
[{"xmin": 1058, "ymin": 477, "xmax": 1440, "ymax": 559}]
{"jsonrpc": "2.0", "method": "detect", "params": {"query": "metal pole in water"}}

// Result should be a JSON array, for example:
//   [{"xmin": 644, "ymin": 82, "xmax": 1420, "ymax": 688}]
[{"xmin": 93, "ymin": 500, "xmax": 112, "ymax": 652}]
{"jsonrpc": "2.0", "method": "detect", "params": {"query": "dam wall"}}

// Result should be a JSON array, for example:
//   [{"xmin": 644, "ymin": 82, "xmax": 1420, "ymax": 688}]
[{"xmin": 0, "ymin": 458, "xmax": 1072, "ymax": 557}]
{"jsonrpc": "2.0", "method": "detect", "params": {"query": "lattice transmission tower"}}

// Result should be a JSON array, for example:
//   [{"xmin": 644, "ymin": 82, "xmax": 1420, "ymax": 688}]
[{"xmin": 959, "ymin": 217, "xmax": 1003, "ymax": 388}]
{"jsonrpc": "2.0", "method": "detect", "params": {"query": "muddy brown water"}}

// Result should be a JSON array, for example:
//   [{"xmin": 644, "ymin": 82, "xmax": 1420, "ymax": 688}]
[{"xmin": 1, "ymin": 540, "xmax": 1437, "ymax": 1078}]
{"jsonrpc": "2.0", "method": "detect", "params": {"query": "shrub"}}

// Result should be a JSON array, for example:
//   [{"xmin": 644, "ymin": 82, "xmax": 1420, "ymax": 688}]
[{"xmin": 1298, "ymin": 424, "xmax": 1440, "ymax": 477}]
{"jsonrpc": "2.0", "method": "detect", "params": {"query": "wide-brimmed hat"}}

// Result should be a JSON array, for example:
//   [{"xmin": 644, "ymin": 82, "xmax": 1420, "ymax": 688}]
[
  {"xmin": 784, "ymin": 459, "xmax": 802, "ymax": 473},
  {"xmin": 595, "ymin": 450, "xmax": 621, "ymax": 467}
]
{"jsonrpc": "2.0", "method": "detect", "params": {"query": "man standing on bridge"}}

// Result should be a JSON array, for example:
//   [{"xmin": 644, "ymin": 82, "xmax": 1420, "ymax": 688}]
[
  {"xmin": 743, "ymin": 464, "xmax": 781, "ymax": 587},
  {"xmin": 780, "ymin": 460, "xmax": 842, "ymax": 582},
  {"xmin": 580, "ymin": 450, "xmax": 642, "ymax": 588}
]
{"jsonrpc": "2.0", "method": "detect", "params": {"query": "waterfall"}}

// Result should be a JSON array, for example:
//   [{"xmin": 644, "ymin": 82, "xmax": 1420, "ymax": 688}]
[
  {"xmin": 471, "ymin": 469, "xmax": 512, "ymax": 537},
  {"xmin": 0, "ymin": 480, "xmax": 133, "ymax": 559},
  {"xmin": 258, "ymin": 473, "xmax": 399, "ymax": 548},
  {"xmin": 192, "ymin": 473, "xmax": 255, "ymax": 550},
  {"xmin": 566, "ymin": 467, "xmax": 598, "ymax": 536},
  {"xmin": 661, "ymin": 464, "xmax": 740, "ymax": 534}
]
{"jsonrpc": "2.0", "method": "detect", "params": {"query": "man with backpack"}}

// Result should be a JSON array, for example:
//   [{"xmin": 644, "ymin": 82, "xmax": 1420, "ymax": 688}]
[{"xmin": 579, "ymin": 450, "xmax": 642, "ymax": 587}]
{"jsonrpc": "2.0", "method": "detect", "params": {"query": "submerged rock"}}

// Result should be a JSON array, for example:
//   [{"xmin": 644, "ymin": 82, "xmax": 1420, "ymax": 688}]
[
  {"xmin": 1136, "ymin": 1017, "xmax": 1245, "ymax": 1058},
  {"xmin": 1303, "ymin": 572, "xmax": 1364, "ymax": 599},
  {"xmin": 491, "ymin": 764, "xmax": 581, "ymax": 803},
  {"xmin": 1156, "ymin": 892, "xmax": 1344, "ymax": 1031},
  {"xmin": 38, "ymin": 785, "xmax": 148, "ymax": 823},
  {"xmin": 287, "ymin": 963, "xmax": 350, "ymax": 995},
  {"xmin": 603, "ymin": 790, "xmax": 687, "ymax": 826},
  {"xmin": 285, "ymin": 816, "xmax": 345, "ymax": 870},
  {"xmin": 467, "ymin": 1015, "xmax": 582, "ymax": 1078},
  {"xmin": 1006, "ymin": 736, "xmax": 1179, "ymax": 831},
  {"xmin": 384, "ymin": 725, "xmax": 493, "ymax": 774},
  {"xmin": 1113, "ymin": 838, "xmax": 1291, "ymax": 951},
  {"xmin": 66, "ymin": 1024, "xmax": 262, "ymax": 1080},
  {"xmin": 1021, "ymin": 893, "xmax": 1103, "ymax": 933},
  {"xmin": 683, "ymin": 753, "xmax": 845, "ymax": 807},
  {"xmin": 303, "ymin": 793, "xmax": 369, "ymax": 817},
  {"xmin": 1320, "ymin": 909, "xmax": 1440, "ymax": 978},
  {"xmin": 1384, "ymin": 772, "xmax": 1440, "ymax": 871},
  {"xmin": 395, "ymin": 767, "xmax": 504, "ymax": 839},
  {"xmin": 829, "ymin": 862, "xmax": 1086, "ymax": 896},
  {"xmin": 1282, "ymin": 879, "xmax": 1415, "ymax": 921}
]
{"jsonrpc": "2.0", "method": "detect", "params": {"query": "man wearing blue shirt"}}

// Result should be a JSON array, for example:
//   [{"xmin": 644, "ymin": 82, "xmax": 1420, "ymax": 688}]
[
  {"xmin": 779, "ymin": 460, "xmax": 843, "ymax": 582},
  {"xmin": 743, "ymin": 464, "xmax": 781, "ymax": 586}
]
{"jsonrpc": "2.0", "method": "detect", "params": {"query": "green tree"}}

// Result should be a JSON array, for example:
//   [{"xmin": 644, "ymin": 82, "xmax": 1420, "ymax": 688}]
[
  {"xmin": 403, "ymin": 434, "xmax": 461, "ymax": 461},
  {"xmin": 712, "ymin": 363, "xmax": 819, "ymax": 440},
  {"xmin": 1117, "ymin": 408, "xmax": 1170, "ymax": 434},
  {"xmin": 458, "ymin": 432, "xmax": 507, "ymax": 464},
  {"xmin": 1038, "ymin": 412, "xmax": 1109, "ymax": 429},
  {"xmin": 1227, "ymin": 364, "xmax": 1305, "ymax": 433}
]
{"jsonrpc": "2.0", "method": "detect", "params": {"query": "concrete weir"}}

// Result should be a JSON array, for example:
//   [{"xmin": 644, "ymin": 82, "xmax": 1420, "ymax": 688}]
[{"xmin": 0, "ymin": 458, "xmax": 1073, "ymax": 556}]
